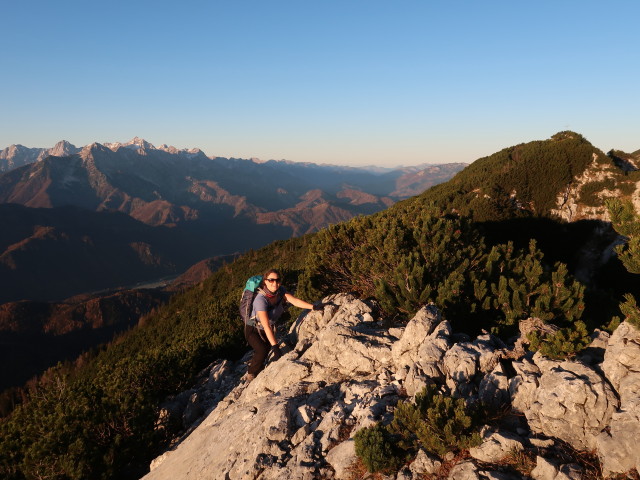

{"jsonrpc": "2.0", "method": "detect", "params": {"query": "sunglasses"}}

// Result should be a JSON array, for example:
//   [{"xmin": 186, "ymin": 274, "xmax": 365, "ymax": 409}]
[{"xmin": 265, "ymin": 278, "xmax": 281, "ymax": 283}]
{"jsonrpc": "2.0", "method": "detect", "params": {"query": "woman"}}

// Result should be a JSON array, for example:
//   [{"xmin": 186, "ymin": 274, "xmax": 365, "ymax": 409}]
[{"xmin": 244, "ymin": 268, "xmax": 318, "ymax": 381}]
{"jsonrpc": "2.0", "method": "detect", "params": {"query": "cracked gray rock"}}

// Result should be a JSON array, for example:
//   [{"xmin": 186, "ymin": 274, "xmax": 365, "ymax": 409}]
[
  {"xmin": 596, "ymin": 322, "xmax": 640, "ymax": 476},
  {"xmin": 522, "ymin": 353, "xmax": 618, "ymax": 451}
]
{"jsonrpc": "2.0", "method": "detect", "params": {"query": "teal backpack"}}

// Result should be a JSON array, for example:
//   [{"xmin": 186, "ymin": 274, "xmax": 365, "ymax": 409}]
[{"xmin": 239, "ymin": 275, "xmax": 263, "ymax": 324}]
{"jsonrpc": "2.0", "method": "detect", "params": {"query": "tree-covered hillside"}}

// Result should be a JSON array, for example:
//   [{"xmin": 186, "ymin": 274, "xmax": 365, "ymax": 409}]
[
  {"xmin": 1, "ymin": 132, "xmax": 637, "ymax": 480},
  {"xmin": 417, "ymin": 131, "xmax": 633, "ymax": 221}
]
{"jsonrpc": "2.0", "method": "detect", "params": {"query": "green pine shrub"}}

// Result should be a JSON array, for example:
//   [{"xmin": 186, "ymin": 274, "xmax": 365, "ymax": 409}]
[
  {"xmin": 607, "ymin": 199, "xmax": 640, "ymax": 331},
  {"xmin": 354, "ymin": 385, "xmax": 482, "ymax": 473},
  {"xmin": 353, "ymin": 424, "xmax": 404, "ymax": 474},
  {"xmin": 619, "ymin": 294, "xmax": 640, "ymax": 330},
  {"xmin": 617, "ymin": 180, "xmax": 637, "ymax": 196},
  {"xmin": 469, "ymin": 242, "xmax": 585, "ymax": 336},
  {"xmin": 388, "ymin": 385, "xmax": 482, "ymax": 458},
  {"xmin": 298, "ymin": 204, "xmax": 486, "ymax": 316},
  {"xmin": 607, "ymin": 199, "xmax": 640, "ymax": 275},
  {"xmin": 527, "ymin": 320, "xmax": 591, "ymax": 359},
  {"xmin": 300, "ymin": 204, "xmax": 585, "ymax": 341},
  {"xmin": 579, "ymin": 178, "xmax": 616, "ymax": 207}
]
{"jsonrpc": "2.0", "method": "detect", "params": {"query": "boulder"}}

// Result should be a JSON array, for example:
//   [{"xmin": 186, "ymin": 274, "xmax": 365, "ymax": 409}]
[
  {"xmin": 523, "ymin": 353, "xmax": 618, "ymax": 451},
  {"xmin": 530, "ymin": 456, "xmax": 582, "ymax": 480},
  {"xmin": 391, "ymin": 304, "xmax": 441, "ymax": 368},
  {"xmin": 289, "ymin": 295, "xmax": 344, "ymax": 352},
  {"xmin": 415, "ymin": 319, "xmax": 452, "ymax": 381},
  {"xmin": 325, "ymin": 440, "xmax": 356, "ymax": 480},
  {"xmin": 596, "ymin": 321, "xmax": 640, "ymax": 476},
  {"xmin": 242, "ymin": 357, "xmax": 311, "ymax": 399},
  {"xmin": 442, "ymin": 342, "xmax": 480, "ymax": 396},
  {"xmin": 468, "ymin": 427, "xmax": 525, "ymax": 463},
  {"xmin": 472, "ymin": 334, "xmax": 506, "ymax": 374},
  {"xmin": 299, "ymin": 295, "xmax": 396, "ymax": 378},
  {"xmin": 478, "ymin": 362, "xmax": 510, "ymax": 408},
  {"xmin": 577, "ymin": 328, "xmax": 610, "ymax": 365},
  {"xmin": 509, "ymin": 357, "xmax": 541, "ymax": 412},
  {"xmin": 402, "ymin": 363, "xmax": 434, "ymax": 397},
  {"xmin": 348, "ymin": 380, "xmax": 402, "ymax": 432},
  {"xmin": 393, "ymin": 305, "xmax": 450, "ymax": 387},
  {"xmin": 447, "ymin": 460, "xmax": 480, "ymax": 479},
  {"xmin": 601, "ymin": 321, "xmax": 640, "ymax": 394},
  {"xmin": 408, "ymin": 449, "xmax": 441, "ymax": 476}
]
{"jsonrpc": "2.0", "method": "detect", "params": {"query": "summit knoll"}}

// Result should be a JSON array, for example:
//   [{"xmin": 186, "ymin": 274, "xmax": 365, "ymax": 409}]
[{"xmin": 417, "ymin": 131, "xmax": 639, "ymax": 222}]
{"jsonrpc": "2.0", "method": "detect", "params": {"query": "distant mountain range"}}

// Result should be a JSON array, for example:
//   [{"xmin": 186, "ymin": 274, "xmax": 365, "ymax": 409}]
[{"xmin": 0, "ymin": 138, "xmax": 466, "ymax": 303}]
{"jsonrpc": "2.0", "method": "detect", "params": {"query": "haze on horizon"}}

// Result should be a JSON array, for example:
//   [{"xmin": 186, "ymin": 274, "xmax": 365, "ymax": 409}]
[{"xmin": 2, "ymin": 1, "xmax": 639, "ymax": 168}]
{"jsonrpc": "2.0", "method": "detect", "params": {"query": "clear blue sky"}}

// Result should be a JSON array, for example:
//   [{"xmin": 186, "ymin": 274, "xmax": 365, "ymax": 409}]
[{"xmin": 2, "ymin": 1, "xmax": 639, "ymax": 166}]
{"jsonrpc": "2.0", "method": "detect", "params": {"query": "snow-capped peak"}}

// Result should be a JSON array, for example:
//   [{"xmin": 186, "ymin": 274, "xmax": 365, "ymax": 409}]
[
  {"xmin": 49, "ymin": 140, "xmax": 79, "ymax": 157},
  {"xmin": 104, "ymin": 137, "xmax": 155, "ymax": 152},
  {"xmin": 128, "ymin": 137, "xmax": 154, "ymax": 149}
]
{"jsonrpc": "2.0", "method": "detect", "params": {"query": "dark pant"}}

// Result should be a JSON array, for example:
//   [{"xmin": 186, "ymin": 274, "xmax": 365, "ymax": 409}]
[{"xmin": 244, "ymin": 324, "xmax": 270, "ymax": 375}]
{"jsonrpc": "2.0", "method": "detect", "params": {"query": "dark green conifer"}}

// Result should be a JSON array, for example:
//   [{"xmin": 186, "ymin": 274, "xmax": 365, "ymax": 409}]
[
  {"xmin": 607, "ymin": 199, "xmax": 640, "ymax": 328},
  {"xmin": 388, "ymin": 386, "xmax": 481, "ymax": 458},
  {"xmin": 353, "ymin": 424, "xmax": 404, "ymax": 474}
]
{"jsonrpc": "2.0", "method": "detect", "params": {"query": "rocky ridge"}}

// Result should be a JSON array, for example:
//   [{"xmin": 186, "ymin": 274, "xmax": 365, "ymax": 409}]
[
  {"xmin": 0, "ymin": 138, "xmax": 465, "ymax": 252},
  {"xmin": 144, "ymin": 294, "xmax": 640, "ymax": 479},
  {"xmin": 551, "ymin": 153, "xmax": 640, "ymax": 222}
]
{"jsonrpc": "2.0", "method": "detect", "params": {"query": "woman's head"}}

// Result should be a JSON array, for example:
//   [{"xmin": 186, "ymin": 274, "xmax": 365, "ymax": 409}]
[{"xmin": 261, "ymin": 269, "xmax": 282, "ymax": 293}]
